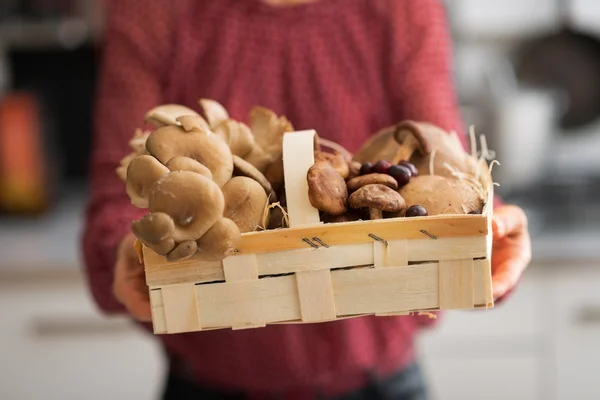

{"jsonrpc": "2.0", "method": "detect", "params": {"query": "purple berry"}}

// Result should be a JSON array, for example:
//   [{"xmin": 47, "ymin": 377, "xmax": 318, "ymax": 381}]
[
  {"xmin": 406, "ymin": 205, "xmax": 428, "ymax": 217},
  {"xmin": 387, "ymin": 164, "xmax": 412, "ymax": 186},
  {"xmin": 398, "ymin": 161, "xmax": 418, "ymax": 177},
  {"xmin": 360, "ymin": 162, "xmax": 374, "ymax": 175},
  {"xmin": 372, "ymin": 160, "xmax": 392, "ymax": 174}
]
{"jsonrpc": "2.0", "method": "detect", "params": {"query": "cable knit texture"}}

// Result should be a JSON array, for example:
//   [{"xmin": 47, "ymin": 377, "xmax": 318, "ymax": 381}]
[{"xmin": 83, "ymin": 0, "xmax": 485, "ymax": 397}]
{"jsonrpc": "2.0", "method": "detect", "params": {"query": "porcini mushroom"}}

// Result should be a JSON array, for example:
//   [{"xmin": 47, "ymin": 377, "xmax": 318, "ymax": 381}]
[
  {"xmin": 221, "ymin": 176, "xmax": 268, "ymax": 233},
  {"xmin": 131, "ymin": 212, "xmax": 175, "ymax": 255},
  {"xmin": 346, "ymin": 173, "xmax": 398, "ymax": 191},
  {"xmin": 148, "ymin": 171, "xmax": 225, "ymax": 242},
  {"xmin": 165, "ymin": 156, "xmax": 213, "ymax": 179},
  {"xmin": 232, "ymin": 155, "xmax": 277, "ymax": 201},
  {"xmin": 196, "ymin": 218, "xmax": 241, "ymax": 261},
  {"xmin": 348, "ymin": 184, "xmax": 406, "ymax": 220},
  {"xmin": 398, "ymin": 175, "xmax": 483, "ymax": 215},
  {"xmin": 126, "ymin": 155, "xmax": 169, "ymax": 208},
  {"xmin": 307, "ymin": 161, "xmax": 348, "ymax": 216},
  {"xmin": 145, "ymin": 125, "xmax": 233, "ymax": 187},
  {"xmin": 145, "ymin": 104, "xmax": 202, "ymax": 127},
  {"xmin": 314, "ymin": 151, "xmax": 349, "ymax": 179}
]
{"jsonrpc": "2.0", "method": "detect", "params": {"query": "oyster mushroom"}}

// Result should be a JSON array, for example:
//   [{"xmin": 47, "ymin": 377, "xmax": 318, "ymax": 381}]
[
  {"xmin": 146, "ymin": 171, "xmax": 225, "ymax": 242},
  {"xmin": 145, "ymin": 104, "xmax": 203, "ymax": 128},
  {"xmin": 244, "ymin": 106, "xmax": 294, "ymax": 171},
  {"xmin": 213, "ymin": 120, "xmax": 255, "ymax": 158},
  {"xmin": 196, "ymin": 218, "xmax": 241, "ymax": 261},
  {"xmin": 307, "ymin": 161, "xmax": 348, "ymax": 216},
  {"xmin": 125, "ymin": 155, "xmax": 169, "ymax": 208},
  {"xmin": 348, "ymin": 184, "xmax": 406, "ymax": 220},
  {"xmin": 145, "ymin": 125, "xmax": 233, "ymax": 187},
  {"xmin": 398, "ymin": 175, "xmax": 483, "ymax": 215},
  {"xmin": 167, "ymin": 241, "xmax": 198, "ymax": 262},
  {"xmin": 222, "ymin": 176, "xmax": 268, "ymax": 233},
  {"xmin": 232, "ymin": 155, "xmax": 277, "ymax": 202},
  {"xmin": 176, "ymin": 115, "xmax": 210, "ymax": 132},
  {"xmin": 346, "ymin": 173, "xmax": 398, "ymax": 192},
  {"xmin": 198, "ymin": 98, "xmax": 230, "ymax": 128},
  {"xmin": 131, "ymin": 212, "xmax": 175, "ymax": 255},
  {"xmin": 165, "ymin": 156, "xmax": 213, "ymax": 179}
]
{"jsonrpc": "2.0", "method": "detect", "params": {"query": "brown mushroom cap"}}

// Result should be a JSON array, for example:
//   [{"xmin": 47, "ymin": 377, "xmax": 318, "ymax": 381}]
[
  {"xmin": 232, "ymin": 155, "xmax": 277, "ymax": 201},
  {"xmin": 307, "ymin": 161, "xmax": 348, "ymax": 216},
  {"xmin": 263, "ymin": 157, "xmax": 285, "ymax": 193},
  {"xmin": 314, "ymin": 151, "xmax": 349, "ymax": 179},
  {"xmin": 347, "ymin": 173, "xmax": 398, "ymax": 191},
  {"xmin": 145, "ymin": 104, "xmax": 201, "ymax": 127},
  {"xmin": 347, "ymin": 161, "xmax": 362, "ymax": 180},
  {"xmin": 165, "ymin": 156, "xmax": 213, "ymax": 179},
  {"xmin": 213, "ymin": 120, "xmax": 255, "ymax": 158},
  {"xmin": 167, "ymin": 240, "xmax": 198, "ymax": 262},
  {"xmin": 149, "ymin": 171, "xmax": 225, "ymax": 242},
  {"xmin": 146, "ymin": 125, "xmax": 233, "ymax": 187},
  {"xmin": 348, "ymin": 184, "xmax": 406, "ymax": 220},
  {"xmin": 126, "ymin": 155, "xmax": 169, "ymax": 208},
  {"xmin": 131, "ymin": 212, "xmax": 175, "ymax": 255},
  {"xmin": 398, "ymin": 175, "xmax": 483, "ymax": 215},
  {"xmin": 196, "ymin": 218, "xmax": 241, "ymax": 261},
  {"xmin": 222, "ymin": 176, "xmax": 268, "ymax": 233}
]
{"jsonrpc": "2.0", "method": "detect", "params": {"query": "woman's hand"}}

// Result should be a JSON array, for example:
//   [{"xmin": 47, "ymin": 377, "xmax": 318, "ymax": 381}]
[
  {"xmin": 113, "ymin": 233, "xmax": 152, "ymax": 322},
  {"xmin": 491, "ymin": 205, "xmax": 532, "ymax": 300}
]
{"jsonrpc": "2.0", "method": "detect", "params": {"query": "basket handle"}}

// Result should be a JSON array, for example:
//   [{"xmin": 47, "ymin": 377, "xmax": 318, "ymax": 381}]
[{"xmin": 282, "ymin": 130, "xmax": 322, "ymax": 228}]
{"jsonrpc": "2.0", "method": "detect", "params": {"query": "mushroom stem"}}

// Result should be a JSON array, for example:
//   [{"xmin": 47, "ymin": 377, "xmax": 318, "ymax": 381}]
[{"xmin": 370, "ymin": 208, "xmax": 383, "ymax": 220}]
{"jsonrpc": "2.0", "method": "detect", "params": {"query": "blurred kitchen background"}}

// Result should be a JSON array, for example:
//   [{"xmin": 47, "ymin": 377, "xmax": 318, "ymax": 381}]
[{"xmin": 0, "ymin": 0, "xmax": 599, "ymax": 399}]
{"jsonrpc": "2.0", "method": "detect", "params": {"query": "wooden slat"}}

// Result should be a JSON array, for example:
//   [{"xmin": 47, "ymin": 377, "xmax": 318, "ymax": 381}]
[
  {"xmin": 149, "ymin": 289, "xmax": 167, "ymax": 334},
  {"xmin": 332, "ymin": 263, "xmax": 440, "ymax": 315},
  {"xmin": 408, "ymin": 236, "xmax": 487, "ymax": 261},
  {"xmin": 282, "ymin": 130, "xmax": 321, "ymax": 227},
  {"xmin": 144, "ymin": 246, "xmax": 224, "ymax": 286},
  {"xmin": 296, "ymin": 270, "xmax": 336, "ymax": 322},
  {"xmin": 438, "ymin": 259, "xmax": 475, "ymax": 310},
  {"xmin": 223, "ymin": 253, "xmax": 258, "ymax": 282},
  {"xmin": 162, "ymin": 284, "xmax": 200, "ymax": 333},
  {"xmin": 196, "ymin": 276, "xmax": 301, "ymax": 328},
  {"xmin": 473, "ymin": 258, "xmax": 494, "ymax": 308},
  {"xmin": 235, "ymin": 214, "xmax": 488, "ymax": 254},
  {"xmin": 373, "ymin": 241, "xmax": 386, "ymax": 267},
  {"xmin": 256, "ymin": 243, "xmax": 373, "ymax": 275}
]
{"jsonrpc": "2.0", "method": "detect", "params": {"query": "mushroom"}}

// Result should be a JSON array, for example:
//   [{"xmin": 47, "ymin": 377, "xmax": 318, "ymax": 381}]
[
  {"xmin": 147, "ymin": 171, "xmax": 225, "ymax": 242},
  {"xmin": 176, "ymin": 115, "xmax": 210, "ymax": 132},
  {"xmin": 347, "ymin": 161, "xmax": 362, "ymax": 180},
  {"xmin": 314, "ymin": 151, "xmax": 349, "ymax": 179},
  {"xmin": 131, "ymin": 212, "xmax": 175, "ymax": 255},
  {"xmin": 125, "ymin": 155, "xmax": 169, "ymax": 208},
  {"xmin": 348, "ymin": 184, "xmax": 406, "ymax": 220},
  {"xmin": 307, "ymin": 161, "xmax": 348, "ymax": 216},
  {"xmin": 145, "ymin": 104, "xmax": 202, "ymax": 127},
  {"xmin": 321, "ymin": 211, "xmax": 362, "ymax": 224},
  {"xmin": 352, "ymin": 125, "xmax": 401, "ymax": 164},
  {"xmin": 116, "ymin": 129, "xmax": 150, "ymax": 182},
  {"xmin": 195, "ymin": 218, "xmax": 241, "ymax": 261},
  {"xmin": 212, "ymin": 120, "xmax": 255, "ymax": 158},
  {"xmin": 232, "ymin": 155, "xmax": 277, "ymax": 201},
  {"xmin": 221, "ymin": 176, "xmax": 268, "ymax": 233},
  {"xmin": 165, "ymin": 156, "xmax": 213, "ymax": 179},
  {"xmin": 244, "ymin": 106, "xmax": 294, "ymax": 171},
  {"xmin": 198, "ymin": 98, "xmax": 230, "ymax": 128},
  {"xmin": 398, "ymin": 175, "xmax": 483, "ymax": 215},
  {"xmin": 145, "ymin": 125, "xmax": 233, "ymax": 187},
  {"xmin": 346, "ymin": 173, "xmax": 398, "ymax": 192},
  {"xmin": 263, "ymin": 157, "xmax": 285, "ymax": 193},
  {"xmin": 391, "ymin": 121, "xmax": 431, "ymax": 163},
  {"xmin": 167, "ymin": 240, "xmax": 198, "ymax": 262}
]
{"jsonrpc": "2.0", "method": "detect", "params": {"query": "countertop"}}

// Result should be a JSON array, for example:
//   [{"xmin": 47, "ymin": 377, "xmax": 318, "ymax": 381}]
[{"xmin": 0, "ymin": 188, "xmax": 597, "ymax": 272}]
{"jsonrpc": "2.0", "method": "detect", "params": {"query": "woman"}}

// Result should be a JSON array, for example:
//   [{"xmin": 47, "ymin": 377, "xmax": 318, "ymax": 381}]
[{"xmin": 82, "ymin": 0, "xmax": 531, "ymax": 399}]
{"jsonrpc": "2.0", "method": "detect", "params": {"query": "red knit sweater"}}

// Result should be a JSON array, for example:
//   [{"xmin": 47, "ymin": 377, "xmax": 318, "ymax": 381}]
[{"xmin": 83, "ymin": 0, "xmax": 468, "ymax": 397}]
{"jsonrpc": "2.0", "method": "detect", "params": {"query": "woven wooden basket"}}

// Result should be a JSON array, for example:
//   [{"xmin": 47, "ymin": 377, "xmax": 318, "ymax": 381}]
[{"xmin": 142, "ymin": 130, "xmax": 494, "ymax": 334}]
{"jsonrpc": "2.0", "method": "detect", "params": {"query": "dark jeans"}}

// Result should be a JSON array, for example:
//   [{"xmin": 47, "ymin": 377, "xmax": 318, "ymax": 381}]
[{"xmin": 162, "ymin": 363, "xmax": 429, "ymax": 400}]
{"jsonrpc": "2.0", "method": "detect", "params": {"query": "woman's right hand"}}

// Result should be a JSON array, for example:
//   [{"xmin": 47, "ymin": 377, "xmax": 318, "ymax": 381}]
[{"xmin": 113, "ymin": 232, "xmax": 152, "ymax": 322}]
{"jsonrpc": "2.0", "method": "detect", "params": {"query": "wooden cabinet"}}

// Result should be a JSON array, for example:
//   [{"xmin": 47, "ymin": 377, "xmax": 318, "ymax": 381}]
[{"xmin": 0, "ymin": 272, "xmax": 166, "ymax": 400}]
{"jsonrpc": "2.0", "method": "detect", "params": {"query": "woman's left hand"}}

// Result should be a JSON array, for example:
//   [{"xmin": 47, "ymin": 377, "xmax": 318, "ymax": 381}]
[{"xmin": 491, "ymin": 205, "xmax": 532, "ymax": 300}]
